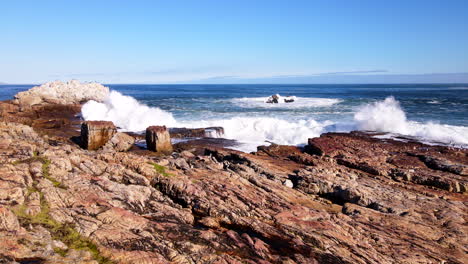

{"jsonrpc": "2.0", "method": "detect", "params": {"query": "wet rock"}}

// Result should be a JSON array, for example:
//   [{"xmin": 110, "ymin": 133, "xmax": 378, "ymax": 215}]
[
  {"xmin": 266, "ymin": 94, "xmax": 280, "ymax": 103},
  {"xmin": 80, "ymin": 121, "xmax": 116, "ymax": 150},
  {"xmin": 418, "ymin": 155, "xmax": 468, "ymax": 175},
  {"xmin": 169, "ymin": 127, "xmax": 224, "ymax": 138},
  {"xmin": 146, "ymin": 126, "xmax": 173, "ymax": 153},
  {"xmin": 265, "ymin": 94, "xmax": 295, "ymax": 103}
]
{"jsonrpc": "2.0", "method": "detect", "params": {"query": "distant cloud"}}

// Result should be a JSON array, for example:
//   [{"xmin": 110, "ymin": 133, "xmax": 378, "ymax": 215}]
[
  {"xmin": 200, "ymin": 75, "xmax": 241, "ymax": 80},
  {"xmin": 316, "ymin": 70, "xmax": 388, "ymax": 75},
  {"xmin": 189, "ymin": 72, "xmax": 468, "ymax": 84},
  {"xmin": 46, "ymin": 69, "xmax": 468, "ymax": 84},
  {"xmin": 49, "ymin": 65, "xmax": 231, "ymax": 80}
]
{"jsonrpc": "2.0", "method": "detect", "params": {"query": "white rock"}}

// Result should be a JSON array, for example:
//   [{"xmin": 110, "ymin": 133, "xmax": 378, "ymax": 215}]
[
  {"xmin": 283, "ymin": 179, "xmax": 294, "ymax": 188},
  {"xmin": 14, "ymin": 80, "xmax": 109, "ymax": 108}
]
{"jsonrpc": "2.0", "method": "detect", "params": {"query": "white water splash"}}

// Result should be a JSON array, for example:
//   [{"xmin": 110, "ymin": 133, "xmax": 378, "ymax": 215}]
[
  {"xmin": 81, "ymin": 90, "xmax": 176, "ymax": 131},
  {"xmin": 82, "ymin": 91, "xmax": 468, "ymax": 151}
]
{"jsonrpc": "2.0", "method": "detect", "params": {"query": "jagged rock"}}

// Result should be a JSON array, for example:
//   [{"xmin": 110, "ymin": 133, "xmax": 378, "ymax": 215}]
[
  {"xmin": 146, "ymin": 126, "xmax": 173, "ymax": 153},
  {"xmin": 418, "ymin": 155, "xmax": 468, "ymax": 176},
  {"xmin": 0, "ymin": 116, "xmax": 467, "ymax": 263},
  {"xmin": 0, "ymin": 206, "xmax": 20, "ymax": 232},
  {"xmin": 103, "ymin": 132, "xmax": 135, "ymax": 152},
  {"xmin": 14, "ymin": 80, "xmax": 109, "ymax": 109},
  {"xmin": 80, "ymin": 121, "xmax": 116, "ymax": 150},
  {"xmin": 265, "ymin": 94, "xmax": 280, "ymax": 103},
  {"xmin": 265, "ymin": 94, "xmax": 295, "ymax": 103}
]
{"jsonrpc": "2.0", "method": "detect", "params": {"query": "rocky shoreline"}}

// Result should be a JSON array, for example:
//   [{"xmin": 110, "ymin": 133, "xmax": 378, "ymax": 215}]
[{"xmin": 0, "ymin": 81, "xmax": 466, "ymax": 264}]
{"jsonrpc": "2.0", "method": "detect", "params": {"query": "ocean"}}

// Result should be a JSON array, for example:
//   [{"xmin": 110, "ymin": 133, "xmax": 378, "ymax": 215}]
[{"xmin": 2, "ymin": 84, "xmax": 468, "ymax": 152}]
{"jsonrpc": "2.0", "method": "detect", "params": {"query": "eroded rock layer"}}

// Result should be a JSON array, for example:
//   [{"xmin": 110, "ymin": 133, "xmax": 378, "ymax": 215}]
[{"xmin": 0, "ymin": 120, "xmax": 466, "ymax": 264}]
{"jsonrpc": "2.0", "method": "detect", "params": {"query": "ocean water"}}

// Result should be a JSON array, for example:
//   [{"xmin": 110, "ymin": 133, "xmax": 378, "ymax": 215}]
[{"xmin": 2, "ymin": 84, "xmax": 468, "ymax": 151}]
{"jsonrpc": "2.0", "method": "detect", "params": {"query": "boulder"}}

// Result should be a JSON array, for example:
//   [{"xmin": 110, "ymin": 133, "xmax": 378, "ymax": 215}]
[
  {"xmin": 146, "ymin": 126, "xmax": 173, "ymax": 153},
  {"xmin": 81, "ymin": 121, "xmax": 116, "ymax": 150},
  {"xmin": 14, "ymin": 80, "xmax": 109, "ymax": 109},
  {"xmin": 103, "ymin": 132, "xmax": 135, "ymax": 152},
  {"xmin": 283, "ymin": 96, "xmax": 295, "ymax": 103},
  {"xmin": 266, "ymin": 94, "xmax": 280, "ymax": 103},
  {"xmin": 265, "ymin": 94, "xmax": 295, "ymax": 104}
]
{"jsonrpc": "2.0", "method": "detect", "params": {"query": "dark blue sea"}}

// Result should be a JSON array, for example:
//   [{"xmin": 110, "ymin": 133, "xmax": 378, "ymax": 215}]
[{"xmin": 2, "ymin": 83, "xmax": 467, "ymax": 151}]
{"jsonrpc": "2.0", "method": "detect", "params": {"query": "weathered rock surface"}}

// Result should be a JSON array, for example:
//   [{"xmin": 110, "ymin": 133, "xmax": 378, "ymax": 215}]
[
  {"xmin": 170, "ymin": 127, "xmax": 225, "ymax": 138},
  {"xmin": 146, "ymin": 126, "xmax": 173, "ymax": 153},
  {"xmin": 103, "ymin": 132, "xmax": 135, "ymax": 152},
  {"xmin": 14, "ymin": 80, "xmax": 109, "ymax": 109},
  {"xmin": 0, "ymin": 111, "xmax": 467, "ymax": 263},
  {"xmin": 306, "ymin": 131, "xmax": 468, "ymax": 193},
  {"xmin": 81, "ymin": 121, "xmax": 117, "ymax": 150}
]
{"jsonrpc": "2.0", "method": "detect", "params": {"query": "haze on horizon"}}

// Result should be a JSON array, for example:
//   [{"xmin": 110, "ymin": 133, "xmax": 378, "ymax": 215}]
[{"xmin": 1, "ymin": 0, "xmax": 467, "ymax": 84}]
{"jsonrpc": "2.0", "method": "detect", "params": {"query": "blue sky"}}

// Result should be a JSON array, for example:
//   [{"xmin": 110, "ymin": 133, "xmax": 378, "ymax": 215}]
[{"xmin": 1, "ymin": 0, "xmax": 467, "ymax": 84}]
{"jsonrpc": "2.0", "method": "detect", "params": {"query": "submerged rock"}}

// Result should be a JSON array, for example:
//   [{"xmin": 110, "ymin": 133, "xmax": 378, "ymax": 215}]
[
  {"xmin": 80, "ymin": 121, "xmax": 116, "ymax": 150},
  {"xmin": 146, "ymin": 125, "xmax": 173, "ymax": 153}
]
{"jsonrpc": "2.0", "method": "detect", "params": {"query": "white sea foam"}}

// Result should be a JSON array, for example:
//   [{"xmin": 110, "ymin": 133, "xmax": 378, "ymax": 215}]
[
  {"xmin": 231, "ymin": 96, "xmax": 341, "ymax": 108},
  {"xmin": 81, "ymin": 90, "xmax": 177, "ymax": 131},
  {"xmin": 354, "ymin": 96, "xmax": 468, "ymax": 145},
  {"xmin": 81, "ymin": 91, "xmax": 468, "ymax": 152},
  {"xmin": 354, "ymin": 97, "xmax": 409, "ymax": 133},
  {"xmin": 179, "ymin": 117, "xmax": 333, "ymax": 152}
]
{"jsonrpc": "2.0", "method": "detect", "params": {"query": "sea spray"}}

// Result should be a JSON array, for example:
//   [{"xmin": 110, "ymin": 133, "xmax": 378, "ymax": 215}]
[
  {"xmin": 81, "ymin": 91, "xmax": 468, "ymax": 151},
  {"xmin": 179, "ymin": 117, "xmax": 333, "ymax": 152},
  {"xmin": 231, "ymin": 96, "xmax": 342, "ymax": 109},
  {"xmin": 354, "ymin": 96, "xmax": 409, "ymax": 133},
  {"xmin": 354, "ymin": 96, "xmax": 468, "ymax": 145},
  {"xmin": 81, "ymin": 90, "xmax": 177, "ymax": 131}
]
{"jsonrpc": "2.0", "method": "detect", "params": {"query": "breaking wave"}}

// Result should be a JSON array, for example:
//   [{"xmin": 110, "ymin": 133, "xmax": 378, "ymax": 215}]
[
  {"xmin": 231, "ymin": 96, "xmax": 341, "ymax": 108},
  {"xmin": 179, "ymin": 117, "xmax": 336, "ymax": 152},
  {"xmin": 354, "ymin": 97, "xmax": 468, "ymax": 145},
  {"xmin": 81, "ymin": 90, "xmax": 177, "ymax": 131},
  {"xmin": 82, "ymin": 91, "xmax": 468, "ymax": 152}
]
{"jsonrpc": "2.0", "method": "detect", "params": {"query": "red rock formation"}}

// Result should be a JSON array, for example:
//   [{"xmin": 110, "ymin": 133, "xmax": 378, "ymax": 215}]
[
  {"xmin": 80, "ymin": 121, "xmax": 116, "ymax": 150},
  {"xmin": 146, "ymin": 126, "xmax": 173, "ymax": 153},
  {"xmin": 0, "ymin": 96, "xmax": 467, "ymax": 263}
]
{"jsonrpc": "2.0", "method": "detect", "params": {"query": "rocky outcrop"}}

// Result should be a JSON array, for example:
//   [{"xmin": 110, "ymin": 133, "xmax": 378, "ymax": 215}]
[
  {"xmin": 0, "ymin": 96, "xmax": 467, "ymax": 264},
  {"xmin": 169, "ymin": 127, "xmax": 224, "ymax": 138},
  {"xmin": 0, "ymin": 121, "xmax": 466, "ymax": 263},
  {"xmin": 266, "ymin": 94, "xmax": 280, "ymax": 103},
  {"xmin": 103, "ymin": 132, "xmax": 135, "ymax": 152},
  {"xmin": 265, "ymin": 94, "xmax": 295, "ymax": 103},
  {"xmin": 80, "ymin": 121, "xmax": 116, "ymax": 150},
  {"xmin": 146, "ymin": 126, "xmax": 173, "ymax": 153},
  {"xmin": 306, "ymin": 131, "xmax": 468, "ymax": 193},
  {"xmin": 14, "ymin": 80, "xmax": 109, "ymax": 109}
]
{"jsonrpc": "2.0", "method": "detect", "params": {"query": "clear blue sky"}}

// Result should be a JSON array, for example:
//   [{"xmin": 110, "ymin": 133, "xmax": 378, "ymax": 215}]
[{"xmin": 1, "ymin": 0, "xmax": 467, "ymax": 83}]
